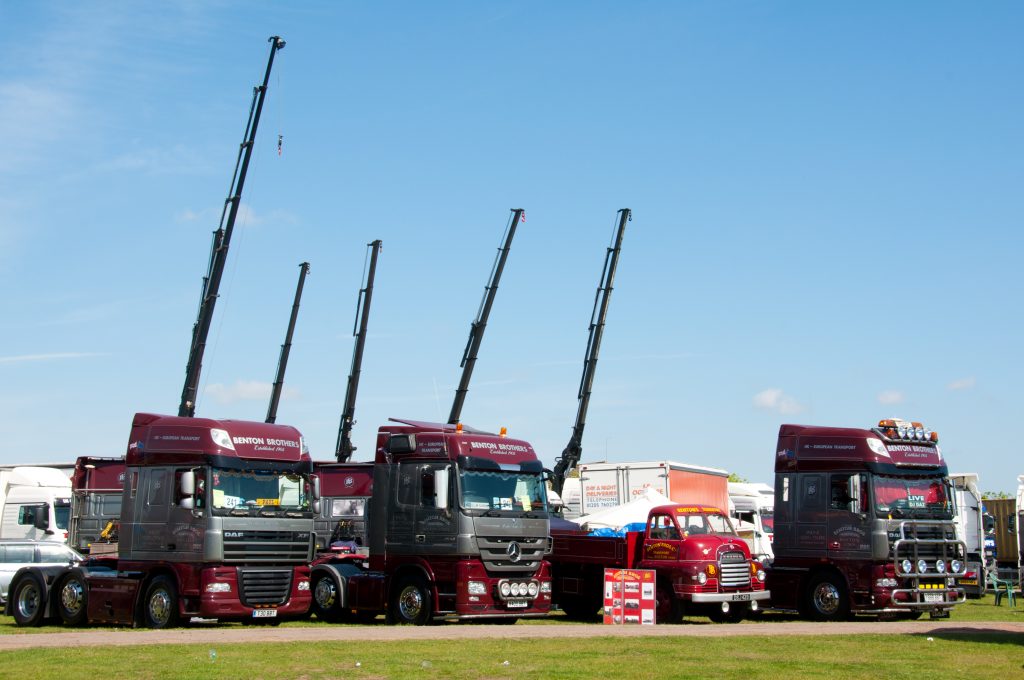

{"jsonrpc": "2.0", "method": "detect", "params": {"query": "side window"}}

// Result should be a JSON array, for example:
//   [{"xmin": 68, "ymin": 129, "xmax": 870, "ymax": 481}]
[
  {"xmin": 829, "ymin": 474, "xmax": 854, "ymax": 510},
  {"xmin": 17, "ymin": 505, "xmax": 41, "ymax": 526},
  {"xmin": 647, "ymin": 514, "xmax": 679, "ymax": 540},
  {"xmin": 146, "ymin": 470, "xmax": 170, "ymax": 507},
  {"xmin": 4, "ymin": 545, "xmax": 34, "ymax": 563},
  {"xmin": 130, "ymin": 471, "xmax": 139, "ymax": 499},
  {"xmin": 37, "ymin": 544, "xmax": 71, "ymax": 562},
  {"xmin": 775, "ymin": 474, "xmax": 791, "ymax": 523},
  {"xmin": 801, "ymin": 475, "xmax": 823, "ymax": 510}
]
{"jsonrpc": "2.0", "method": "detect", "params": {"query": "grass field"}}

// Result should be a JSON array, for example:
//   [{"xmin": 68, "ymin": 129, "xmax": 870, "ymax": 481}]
[{"xmin": 0, "ymin": 629, "xmax": 1021, "ymax": 679}]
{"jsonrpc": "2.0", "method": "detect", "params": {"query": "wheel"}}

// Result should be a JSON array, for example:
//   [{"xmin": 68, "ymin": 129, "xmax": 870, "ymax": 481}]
[
  {"xmin": 654, "ymin": 581, "xmax": 684, "ymax": 624},
  {"xmin": 56, "ymin": 569, "xmax": 89, "ymax": 626},
  {"xmin": 142, "ymin": 575, "xmax": 180, "ymax": 629},
  {"xmin": 388, "ymin": 574, "xmax": 432, "ymax": 625},
  {"xmin": 311, "ymin": 573, "xmax": 343, "ymax": 622},
  {"xmin": 804, "ymin": 572, "xmax": 850, "ymax": 621},
  {"xmin": 11, "ymin": 575, "xmax": 47, "ymax": 627}
]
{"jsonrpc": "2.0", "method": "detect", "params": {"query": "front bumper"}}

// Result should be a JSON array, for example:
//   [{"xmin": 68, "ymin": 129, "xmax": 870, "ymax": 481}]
[{"xmin": 691, "ymin": 590, "xmax": 771, "ymax": 604}]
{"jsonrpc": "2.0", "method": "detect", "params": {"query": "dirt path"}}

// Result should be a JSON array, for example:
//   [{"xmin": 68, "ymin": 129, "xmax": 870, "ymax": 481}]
[{"xmin": 1, "ymin": 620, "xmax": 1021, "ymax": 650}]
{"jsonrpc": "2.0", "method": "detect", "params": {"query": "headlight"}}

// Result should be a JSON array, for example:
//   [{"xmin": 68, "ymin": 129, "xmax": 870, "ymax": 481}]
[
  {"xmin": 499, "ymin": 582, "xmax": 512, "ymax": 597},
  {"xmin": 527, "ymin": 582, "xmax": 540, "ymax": 597},
  {"xmin": 935, "ymin": 559, "xmax": 946, "ymax": 574},
  {"xmin": 897, "ymin": 425, "xmax": 908, "ymax": 439},
  {"xmin": 697, "ymin": 572, "xmax": 708, "ymax": 585},
  {"xmin": 917, "ymin": 559, "xmax": 928, "ymax": 573},
  {"xmin": 297, "ymin": 580, "xmax": 310, "ymax": 591},
  {"xmin": 756, "ymin": 570, "xmax": 766, "ymax": 583},
  {"xmin": 205, "ymin": 582, "xmax": 232, "ymax": 593},
  {"xmin": 901, "ymin": 559, "xmax": 913, "ymax": 574},
  {"xmin": 468, "ymin": 581, "xmax": 487, "ymax": 595},
  {"xmin": 951, "ymin": 560, "xmax": 963, "ymax": 574}
]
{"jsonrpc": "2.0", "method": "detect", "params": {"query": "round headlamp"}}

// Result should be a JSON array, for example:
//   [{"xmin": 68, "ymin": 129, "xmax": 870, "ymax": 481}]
[
  {"xmin": 756, "ymin": 569, "xmax": 766, "ymax": 583},
  {"xmin": 697, "ymin": 572, "xmax": 708, "ymax": 585},
  {"xmin": 915, "ymin": 427, "xmax": 925, "ymax": 440},
  {"xmin": 897, "ymin": 425, "xmax": 908, "ymax": 439},
  {"xmin": 917, "ymin": 559, "xmax": 928, "ymax": 573},
  {"xmin": 901, "ymin": 559, "xmax": 913, "ymax": 574},
  {"xmin": 528, "ymin": 582, "xmax": 539, "ymax": 597},
  {"xmin": 935, "ymin": 559, "xmax": 947, "ymax": 574},
  {"xmin": 951, "ymin": 560, "xmax": 963, "ymax": 574},
  {"xmin": 499, "ymin": 582, "xmax": 512, "ymax": 597}
]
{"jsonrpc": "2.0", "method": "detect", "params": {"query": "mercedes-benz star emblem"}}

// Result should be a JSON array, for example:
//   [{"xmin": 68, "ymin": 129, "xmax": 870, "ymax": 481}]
[{"xmin": 506, "ymin": 541, "xmax": 522, "ymax": 563}]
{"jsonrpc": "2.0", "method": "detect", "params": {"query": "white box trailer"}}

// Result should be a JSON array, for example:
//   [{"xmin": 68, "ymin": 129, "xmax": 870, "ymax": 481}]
[
  {"xmin": 950, "ymin": 472, "xmax": 993, "ymax": 597},
  {"xmin": 578, "ymin": 461, "xmax": 729, "ymax": 518},
  {"xmin": 0, "ymin": 467, "xmax": 73, "ymax": 542},
  {"xmin": 728, "ymin": 482, "xmax": 775, "ymax": 564}
]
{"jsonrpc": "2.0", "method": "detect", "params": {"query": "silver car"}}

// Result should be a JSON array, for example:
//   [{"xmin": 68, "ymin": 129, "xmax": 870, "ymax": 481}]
[{"xmin": 0, "ymin": 541, "xmax": 82, "ymax": 606}]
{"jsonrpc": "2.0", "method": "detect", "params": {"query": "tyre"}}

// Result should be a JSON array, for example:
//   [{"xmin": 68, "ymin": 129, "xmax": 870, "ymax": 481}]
[
  {"xmin": 804, "ymin": 572, "xmax": 851, "ymax": 621},
  {"xmin": 311, "ymin": 573, "xmax": 343, "ymax": 622},
  {"xmin": 56, "ymin": 569, "xmax": 89, "ymax": 626},
  {"xmin": 142, "ymin": 575, "xmax": 181, "ymax": 629},
  {"xmin": 655, "ymin": 582, "xmax": 684, "ymax": 624},
  {"xmin": 388, "ymin": 574, "xmax": 432, "ymax": 625},
  {"xmin": 11, "ymin": 575, "xmax": 47, "ymax": 627}
]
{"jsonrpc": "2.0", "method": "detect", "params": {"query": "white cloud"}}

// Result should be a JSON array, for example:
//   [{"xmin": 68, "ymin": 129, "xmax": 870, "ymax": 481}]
[
  {"xmin": 0, "ymin": 352, "xmax": 104, "ymax": 364},
  {"xmin": 877, "ymin": 390, "xmax": 905, "ymax": 406},
  {"xmin": 753, "ymin": 388, "xmax": 804, "ymax": 415},
  {"xmin": 176, "ymin": 203, "xmax": 297, "ymax": 229},
  {"xmin": 204, "ymin": 380, "xmax": 298, "ymax": 405},
  {"xmin": 947, "ymin": 377, "xmax": 976, "ymax": 391}
]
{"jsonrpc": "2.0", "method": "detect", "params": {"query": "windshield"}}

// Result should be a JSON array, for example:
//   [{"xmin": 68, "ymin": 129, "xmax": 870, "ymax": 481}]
[
  {"xmin": 678, "ymin": 511, "xmax": 738, "ymax": 537},
  {"xmin": 459, "ymin": 469, "xmax": 547, "ymax": 513},
  {"xmin": 208, "ymin": 468, "xmax": 312, "ymax": 515},
  {"xmin": 873, "ymin": 475, "xmax": 953, "ymax": 519},
  {"xmin": 54, "ymin": 499, "xmax": 71, "ymax": 530}
]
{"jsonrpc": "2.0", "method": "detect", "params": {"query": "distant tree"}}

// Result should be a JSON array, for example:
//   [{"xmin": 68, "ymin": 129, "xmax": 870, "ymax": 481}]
[
  {"xmin": 982, "ymin": 491, "xmax": 1010, "ymax": 500},
  {"xmin": 728, "ymin": 473, "xmax": 748, "ymax": 483}
]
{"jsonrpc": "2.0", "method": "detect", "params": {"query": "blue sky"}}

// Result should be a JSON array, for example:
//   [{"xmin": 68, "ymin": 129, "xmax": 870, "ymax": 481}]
[{"xmin": 1, "ymin": 2, "xmax": 1021, "ymax": 494}]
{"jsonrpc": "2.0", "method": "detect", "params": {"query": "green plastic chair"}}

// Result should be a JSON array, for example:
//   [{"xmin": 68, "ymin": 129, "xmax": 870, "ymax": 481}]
[{"xmin": 991, "ymin": 576, "xmax": 1017, "ymax": 607}]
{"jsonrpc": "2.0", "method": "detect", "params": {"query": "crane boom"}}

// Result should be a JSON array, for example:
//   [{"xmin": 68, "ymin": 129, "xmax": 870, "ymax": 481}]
[
  {"xmin": 266, "ymin": 262, "xmax": 310, "ymax": 423},
  {"xmin": 551, "ymin": 208, "xmax": 631, "ymax": 495},
  {"xmin": 448, "ymin": 208, "xmax": 523, "ymax": 425},
  {"xmin": 178, "ymin": 36, "xmax": 286, "ymax": 417},
  {"xmin": 336, "ymin": 240, "xmax": 383, "ymax": 462}
]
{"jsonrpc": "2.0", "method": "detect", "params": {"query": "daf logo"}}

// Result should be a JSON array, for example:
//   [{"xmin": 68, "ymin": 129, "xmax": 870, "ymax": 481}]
[
  {"xmin": 225, "ymin": 531, "xmax": 244, "ymax": 539},
  {"xmin": 506, "ymin": 541, "xmax": 522, "ymax": 563},
  {"xmin": 344, "ymin": 476, "xmax": 354, "ymax": 488}
]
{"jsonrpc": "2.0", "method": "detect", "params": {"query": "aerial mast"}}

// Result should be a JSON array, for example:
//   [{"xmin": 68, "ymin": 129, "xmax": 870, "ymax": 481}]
[
  {"xmin": 266, "ymin": 262, "xmax": 310, "ymax": 424},
  {"xmin": 551, "ymin": 208, "xmax": 631, "ymax": 495},
  {"xmin": 336, "ymin": 240, "xmax": 383, "ymax": 462},
  {"xmin": 178, "ymin": 36, "xmax": 286, "ymax": 417},
  {"xmin": 448, "ymin": 209, "xmax": 524, "ymax": 425}
]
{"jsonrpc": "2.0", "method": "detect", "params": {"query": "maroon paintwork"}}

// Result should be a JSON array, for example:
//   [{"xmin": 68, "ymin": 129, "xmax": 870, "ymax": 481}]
[
  {"xmin": 374, "ymin": 418, "xmax": 538, "ymax": 466},
  {"xmin": 72, "ymin": 456, "xmax": 126, "ymax": 492},
  {"xmin": 775, "ymin": 424, "xmax": 945, "ymax": 472},
  {"xmin": 126, "ymin": 412, "xmax": 308, "ymax": 465},
  {"xmin": 316, "ymin": 463, "xmax": 374, "ymax": 496}
]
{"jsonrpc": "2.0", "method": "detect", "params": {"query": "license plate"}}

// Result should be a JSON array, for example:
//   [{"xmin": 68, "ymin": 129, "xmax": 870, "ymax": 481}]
[
  {"xmin": 730, "ymin": 593, "xmax": 751, "ymax": 601},
  {"xmin": 506, "ymin": 600, "xmax": 529, "ymax": 608},
  {"xmin": 923, "ymin": 593, "xmax": 943, "ymax": 603},
  {"xmin": 253, "ymin": 609, "xmax": 278, "ymax": 618},
  {"xmin": 960, "ymin": 579, "xmax": 977, "ymax": 586}
]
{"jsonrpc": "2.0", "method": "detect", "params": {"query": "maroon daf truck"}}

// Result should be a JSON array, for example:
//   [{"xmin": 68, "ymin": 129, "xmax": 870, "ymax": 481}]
[
  {"xmin": 550, "ymin": 504, "xmax": 769, "ymax": 623},
  {"xmin": 7, "ymin": 413, "xmax": 316, "ymax": 628},
  {"xmin": 309, "ymin": 419, "xmax": 552, "ymax": 624},
  {"xmin": 767, "ymin": 419, "xmax": 966, "ymax": 620}
]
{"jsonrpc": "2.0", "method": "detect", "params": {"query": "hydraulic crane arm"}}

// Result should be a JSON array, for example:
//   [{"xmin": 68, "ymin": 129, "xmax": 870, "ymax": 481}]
[
  {"xmin": 551, "ymin": 208, "xmax": 631, "ymax": 495},
  {"xmin": 178, "ymin": 36, "xmax": 286, "ymax": 417},
  {"xmin": 336, "ymin": 240, "xmax": 383, "ymax": 462},
  {"xmin": 448, "ymin": 208, "xmax": 524, "ymax": 425},
  {"xmin": 266, "ymin": 262, "xmax": 310, "ymax": 424}
]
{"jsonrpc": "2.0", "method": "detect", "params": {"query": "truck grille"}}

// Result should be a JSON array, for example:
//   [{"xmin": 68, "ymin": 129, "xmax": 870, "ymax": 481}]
[
  {"xmin": 477, "ymin": 537, "xmax": 546, "ymax": 574},
  {"xmin": 891, "ymin": 521, "xmax": 963, "ymax": 564},
  {"xmin": 238, "ymin": 568, "xmax": 293, "ymax": 606},
  {"xmin": 223, "ymin": 530, "xmax": 312, "ymax": 564},
  {"xmin": 719, "ymin": 551, "xmax": 749, "ymax": 587}
]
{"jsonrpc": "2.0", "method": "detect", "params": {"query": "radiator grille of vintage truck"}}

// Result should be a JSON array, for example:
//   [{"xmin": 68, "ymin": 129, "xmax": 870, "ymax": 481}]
[
  {"xmin": 477, "ymin": 536, "xmax": 547, "ymax": 573},
  {"xmin": 719, "ymin": 551, "xmax": 749, "ymax": 587},
  {"xmin": 223, "ymin": 530, "xmax": 312, "ymax": 563},
  {"xmin": 238, "ymin": 567, "xmax": 293, "ymax": 606}
]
